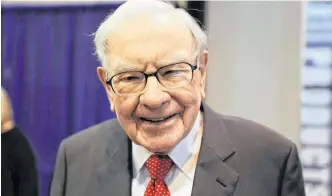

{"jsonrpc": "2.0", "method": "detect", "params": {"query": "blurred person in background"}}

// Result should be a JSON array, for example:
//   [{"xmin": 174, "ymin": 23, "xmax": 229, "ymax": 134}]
[
  {"xmin": 50, "ymin": 0, "xmax": 305, "ymax": 195},
  {"xmin": 1, "ymin": 88, "xmax": 38, "ymax": 196}
]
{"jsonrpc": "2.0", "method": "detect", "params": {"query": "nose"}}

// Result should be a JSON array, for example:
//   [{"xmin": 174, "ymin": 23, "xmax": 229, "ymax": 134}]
[{"xmin": 139, "ymin": 77, "xmax": 170, "ymax": 109}]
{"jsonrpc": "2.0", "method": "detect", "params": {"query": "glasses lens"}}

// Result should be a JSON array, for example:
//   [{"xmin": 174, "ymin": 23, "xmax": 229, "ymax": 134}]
[
  {"xmin": 111, "ymin": 72, "xmax": 146, "ymax": 95},
  {"xmin": 158, "ymin": 63, "xmax": 193, "ymax": 88}
]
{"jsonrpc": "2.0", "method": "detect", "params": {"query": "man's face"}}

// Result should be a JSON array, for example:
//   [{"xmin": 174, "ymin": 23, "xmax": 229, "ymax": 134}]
[{"xmin": 97, "ymin": 15, "xmax": 208, "ymax": 153}]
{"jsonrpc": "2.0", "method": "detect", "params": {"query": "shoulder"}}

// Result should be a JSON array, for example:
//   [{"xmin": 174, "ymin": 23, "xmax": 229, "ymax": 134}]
[
  {"xmin": 59, "ymin": 119, "xmax": 123, "ymax": 155},
  {"xmin": 64, "ymin": 119, "xmax": 120, "ymax": 143},
  {"xmin": 219, "ymin": 114, "xmax": 294, "ymax": 158}
]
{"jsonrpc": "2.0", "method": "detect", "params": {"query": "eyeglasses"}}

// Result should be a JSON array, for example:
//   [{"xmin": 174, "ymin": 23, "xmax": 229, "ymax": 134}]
[{"xmin": 106, "ymin": 62, "xmax": 199, "ymax": 96}]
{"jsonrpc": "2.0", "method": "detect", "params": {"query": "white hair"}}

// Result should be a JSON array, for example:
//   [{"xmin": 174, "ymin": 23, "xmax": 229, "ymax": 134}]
[{"xmin": 93, "ymin": 0, "xmax": 207, "ymax": 67}]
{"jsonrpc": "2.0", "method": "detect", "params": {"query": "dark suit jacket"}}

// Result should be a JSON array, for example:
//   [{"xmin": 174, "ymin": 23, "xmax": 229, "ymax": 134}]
[{"xmin": 50, "ymin": 103, "xmax": 306, "ymax": 196}]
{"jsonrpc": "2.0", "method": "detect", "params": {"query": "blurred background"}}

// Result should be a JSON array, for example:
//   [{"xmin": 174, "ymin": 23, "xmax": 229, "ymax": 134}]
[{"xmin": 1, "ymin": 1, "xmax": 331, "ymax": 195}]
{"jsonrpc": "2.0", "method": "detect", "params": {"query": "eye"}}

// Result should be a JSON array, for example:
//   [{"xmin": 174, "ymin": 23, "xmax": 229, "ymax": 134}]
[
  {"xmin": 121, "ymin": 76, "xmax": 142, "ymax": 81},
  {"xmin": 113, "ymin": 72, "xmax": 145, "ymax": 84},
  {"xmin": 162, "ymin": 69, "xmax": 185, "ymax": 76}
]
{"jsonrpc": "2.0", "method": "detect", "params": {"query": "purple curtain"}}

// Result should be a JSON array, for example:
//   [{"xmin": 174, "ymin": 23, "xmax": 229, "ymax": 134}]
[{"xmin": 1, "ymin": 4, "xmax": 120, "ymax": 196}]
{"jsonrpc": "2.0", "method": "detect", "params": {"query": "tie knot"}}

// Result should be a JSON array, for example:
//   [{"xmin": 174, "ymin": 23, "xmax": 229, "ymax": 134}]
[{"xmin": 145, "ymin": 154, "xmax": 173, "ymax": 180}]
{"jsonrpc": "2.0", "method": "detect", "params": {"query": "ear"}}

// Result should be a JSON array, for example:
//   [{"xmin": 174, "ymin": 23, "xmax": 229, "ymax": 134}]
[
  {"xmin": 199, "ymin": 50, "xmax": 208, "ymax": 99},
  {"xmin": 97, "ymin": 66, "xmax": 116, "ymax": 112}
]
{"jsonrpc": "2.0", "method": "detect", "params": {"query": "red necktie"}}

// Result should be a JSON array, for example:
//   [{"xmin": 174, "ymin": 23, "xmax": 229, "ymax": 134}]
[{"xmin": 144, "ymin": 155, "xmax": 174, "ymax": 196}]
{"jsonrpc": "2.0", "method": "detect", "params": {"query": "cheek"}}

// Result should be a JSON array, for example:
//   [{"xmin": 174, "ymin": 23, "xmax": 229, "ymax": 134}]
[
  {"xmin": 113, "ymin": 96, "xmax": 139, "ymax": 121},
  {"xmin": 181, "ymin": 79, "xmax": 202, "ymax": 126},
  {"xmin": 172, "ymin": 78, "xmax": 202, "ymax": 107},
  {"xmin": 113, "ymin": 96, "xmax": 141, "ymax": 140},
  {"xmin": 168, "ymin": 84, "xmax": 202, "ymax": 128}
]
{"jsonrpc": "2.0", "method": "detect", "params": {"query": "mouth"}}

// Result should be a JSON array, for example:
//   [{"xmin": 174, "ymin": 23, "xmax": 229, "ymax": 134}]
[{"xmin": 139, "ymin": 113, "xmax": 178, "ymax": 123}]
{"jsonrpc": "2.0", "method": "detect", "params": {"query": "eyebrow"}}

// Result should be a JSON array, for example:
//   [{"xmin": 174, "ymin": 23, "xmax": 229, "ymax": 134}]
[
  {"xmin": 110, "ymin": 59, "xmax": 141, "ymax": 75},
  {"xmin": 113, "ymin": 65, "xmax": 138, "ymax": 74},
  {"xmin": 161, "ymin": 55, "xmax": 191, "ymax": 65}
]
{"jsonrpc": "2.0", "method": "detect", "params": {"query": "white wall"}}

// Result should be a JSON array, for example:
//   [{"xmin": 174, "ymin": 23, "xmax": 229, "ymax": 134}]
[{"xmin": 205, "ymin": 1, "xmax": 304, "ymax": 146}]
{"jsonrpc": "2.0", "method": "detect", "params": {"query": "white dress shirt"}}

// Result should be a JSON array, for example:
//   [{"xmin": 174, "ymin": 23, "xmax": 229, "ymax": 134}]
[{"xmin": 131, "ymin": 112, "xmax": 203, "ymax": 196}]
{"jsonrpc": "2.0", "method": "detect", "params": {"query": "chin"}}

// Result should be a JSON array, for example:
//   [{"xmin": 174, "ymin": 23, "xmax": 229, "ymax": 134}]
[
  {"xmin": 136, "ymin": 127, "xmax": 187, "ymax": 153},
  {"xmin": 144, "ymin": 139, "xmax": 180, "ymax": 153}
]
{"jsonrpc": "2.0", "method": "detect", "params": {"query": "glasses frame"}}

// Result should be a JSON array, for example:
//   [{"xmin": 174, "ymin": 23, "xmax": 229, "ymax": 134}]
[{"xmin": 106, "ymin": 62, "xmax": 199, "ymax": 96}]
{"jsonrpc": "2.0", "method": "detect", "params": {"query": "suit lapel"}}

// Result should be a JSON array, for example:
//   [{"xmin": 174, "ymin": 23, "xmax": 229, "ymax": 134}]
[
  {"xmin": 94, "ymin": 121, "xmax": 132, "ymax": 196},
  {"xmin": 192, "ymin": 103, "xmax": 239, "ymax": 196}
]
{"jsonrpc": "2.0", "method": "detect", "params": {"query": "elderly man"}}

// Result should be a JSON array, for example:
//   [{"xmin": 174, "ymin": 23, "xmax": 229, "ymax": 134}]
[{"xmin": 50, "ymin": 0, "xmax": 305, "ymax": 196}]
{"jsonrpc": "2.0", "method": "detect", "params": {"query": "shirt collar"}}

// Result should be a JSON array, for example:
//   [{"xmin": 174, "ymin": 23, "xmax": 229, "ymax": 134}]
[{"xmin": 132, "ymin": 112, "xmax": 201, "ymax": 180}]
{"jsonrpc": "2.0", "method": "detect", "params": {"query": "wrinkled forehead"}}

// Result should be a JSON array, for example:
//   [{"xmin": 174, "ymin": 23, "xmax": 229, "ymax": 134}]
[{"xmin": 105, "ymin": 13, "xmax": 196, "ymax": 73}]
